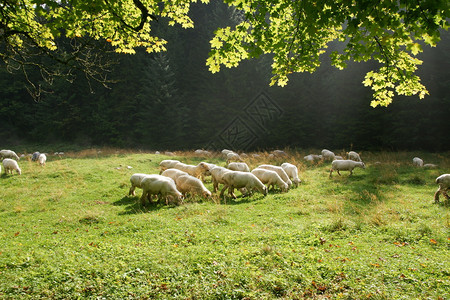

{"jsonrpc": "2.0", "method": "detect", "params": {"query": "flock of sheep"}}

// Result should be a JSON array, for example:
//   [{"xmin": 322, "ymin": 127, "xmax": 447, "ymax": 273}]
[
  {"xmin": 0, "ymin": 150, "xmax": 46, "ymax": 175},
  {"xmin": 127, "ymin": 148, "xmax": 450, "ymax": 206},
  {"xmin": 1, "ymin": 148, "xmax": 449, "ymax": 205}
]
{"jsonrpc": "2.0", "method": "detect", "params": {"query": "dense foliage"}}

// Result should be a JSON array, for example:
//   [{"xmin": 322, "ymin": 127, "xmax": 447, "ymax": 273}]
[
  {"xmin": 1, "ymin": 0, "xmax": 449, "ymax": 105},
  {"xmin": 1, "ymin": 2, "xmax": 449, "ymax": 151}
]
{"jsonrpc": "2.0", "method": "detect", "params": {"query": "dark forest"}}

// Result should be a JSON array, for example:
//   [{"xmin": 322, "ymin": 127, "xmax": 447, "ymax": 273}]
[{"xmin": 1, "ymin": 2, "xmax": 449, "ymax": 152}]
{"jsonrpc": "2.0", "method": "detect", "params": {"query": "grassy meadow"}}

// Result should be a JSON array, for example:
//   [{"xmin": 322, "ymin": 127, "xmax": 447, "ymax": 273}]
[{"xmin": 0, "ymin": 149, "xmax": 449, "ymax": 299}]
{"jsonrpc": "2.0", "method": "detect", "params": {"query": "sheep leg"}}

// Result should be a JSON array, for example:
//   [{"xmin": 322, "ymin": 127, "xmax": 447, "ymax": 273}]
[
  {"xmin": 213, "ymin": 179, "xmax": 218, "ymax": 193},
  {"xmin": 164, "ymin": 195, "xmax": 171, "ymax": 206},
  {"xmin": 337, "ymin": 170, "xmax": 342, "ymax": 176},
  {"xmin": 140, "ymin": 191, "xmax": 147, "ymax": 206},
  {"xmin": 442, "ymin": 189, "xmax": 449, "ymax": 200},
  {"xmin": 329, "ymin": 169, "xmax": 333, "ymax": 178},
  {"xmin": 219, "ymin": 185, "xmax": 228, "ymax": 198},
  {"xmin": 349, "ymin": 169, "xmax": 353, "ymax": 176},
  {"xmin": 434, "ymin": 188, "xmax": 441, "ymax": 203},
  {"xmin": 229, "ymin": 187, "xmax": 237, "ymax": 199},
  {"xmin": 129, "ymin": 186, "xmax": 136, "ymax": 196}
]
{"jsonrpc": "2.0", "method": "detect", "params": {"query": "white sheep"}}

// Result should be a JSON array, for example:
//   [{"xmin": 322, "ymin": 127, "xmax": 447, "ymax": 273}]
[
  {"xmin": 210, "ymin": 166, "xmax": 233, "ymax": 192},
  {"xmin": 257, "ymin": 164, "xmax": 292, "ymax": 188},
  {"xmin": 335, "ymin": 155, "xmax": 344, "ymax": 160},
  {"xmin": 38, "ymin": 153, "xmax": 47, "ymax": 166},
  {"xmin": 140, "ymin": 175, "xmax": 183, "ymax": 206},
  {"xmin": 220, "ymin": 171, "xmax": 268, "ymax": 199},
  {"xmin": 304, "ymin": 154, "xmax": 322, "ymax": 162},
  {"xmin": 221, "ymin": 149, "xmax": 234, "ymax": 156},
  {"xmin": 321, "ymin": 149, "xmax": 336, "ymax": 161},
  {"xmin": 413, "ymin": 157, "xmax": 424, "ymax": 167},
  {"xmin": 194, "ymin": 162, "xmax": 217, "ymax": 181},
  {"xmin": 194, "ymin": 149, "xmax": 212, "ymax": 157},
  {"xmin": 272, "ymin": 150, "xmax": 288, "ymax": 157},
  {"xmin": 175, "ymin": 175, "xmax": 212, "ymax": 198},
  {"xmin": 434, "ymin": 174, "xmax": 450, "ymax": 203},
  {"xmin": 281, "ymin": 162, "xmax": 301, "ymax": 186},
  {"xmin": 172, "ymin": 162, "xmax": 210, "ymax": 179},
  {"xmin": 0, "ymin": 150, "xmax": 20, "ymax": 161},
  {"xmin": 228, "ymin": 162, "xmax": 250, "ymax": 172},
  {"xmin": 329, "ymin": 159, "xmax": 365, "ymax": 177},
  {"xmin": 161, "ymin": 168, "xmax": 189, "ymax": 181},
  {"xmin": 226, "ymin": 152, "xmax": 242, "ymax": 164},
  {"xmin": 2, "ymin": 158, "xmax": 21, "ymax": 175},
  {"xmin": 129, "ymin": 173, "xmax": 155, "ymax": 196},
  {"xmin": 159, "ymin": 159, "xmax": 180, "ymax": 173},
  {"xmin": 251, "ymin": 168, "xmax": 288, "ymax": 192},
  {"xmin": 347, "ymin": 151, "xmax": 362, "ymax": 162}
]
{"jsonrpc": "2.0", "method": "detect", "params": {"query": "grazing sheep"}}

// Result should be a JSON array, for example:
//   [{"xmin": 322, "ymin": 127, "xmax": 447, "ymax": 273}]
[
  {"xmin": 32, "ymin": 152, "xmax": 40, "ymax": 161},
  {"xmin": 228, "ymin": 162, "xmax": 250, "ymax": 172},
  {"xmin": 2, "ymin": 158, "xmax": 21, "ymax": 175},
  {"xmin": 210, "ymin": 166, "xmax": 233, "ymax": 192},
  {"xmin": 161, "ymin": 169, "xmax": 189, "ymax": 181},
  {"xmin": 38, "ymin": 153, "xmax": 47, "ymax": 166},
  {"xmin": 221, "ymin": 149, "xmax": 234, "ymax": 156},
  {"xmin": 257, "ymin": 164, "xmax": 292, "ymax": 188},
  {"xmin": 329, "ymin": 160, "xmax": 365, "ymax": 177},
  {"xmin": 434, "ymin": 174, "xmax": 450, "ymax": 203},
  {"xmin": 304, "ymin": 154, "xmax": 322, "ymax": 162},
  {"xmin": 0, "ymin": 150, "xmax": 20, "ymax": 161},
  {"xmin": 226, "ymin": 152, "xmax": 242, "ymax": 164},
  {"xmin": 280, "ymin": 162, "xmax": 301, "ymax": 186},
  {"xmin": 194, "ymin": 149, "xmax": 212, "ymax": 157},
  {"xmin": 335, "ymin": 155, "xmax": 344, "ymax": 160},
  {"xmin": 347, "ymin": 151, "xmax": 362, "ymax": 162},
  {"xmin": 194, "ymin": 162, "xmax": 217, "ymax": 181},
  {"xmin": 172, "ymin": 162, "xmax": 210, "ymax": 179},
  {"xmin": 251, "ymin": 168, "xmax": 288, "ymax": 192},
  {"xmin": 413, "ymin": 157, "xmax": 424, "ymax": 167},
  {"xmin": 220, "ymin": 171, "xmax": 268, "ymax": 199},
  {"xmin": 129, "ymin": 173, "xmax": 155, "ymax": 196},
  {"xmin": 321, "ymin": 149, "xmax": 336, "ymax": 161},
  {"xmin": 197, "ymin": 162, "xmax": 215, "ymax": 181},
  {"xmin": 159, "ymin": 159, "xmax": 180, "ymax": 173},
  {"xmin": 272, "ymin": 150, "xmax": 288, "ymax": 157},
  {"xmin": 164, "ymin": 151, "xmax": 176, "ymax": 156},
  {"xmin": 175, "ymin": 175, "xmax": 212, "ymax": 198},
  {"xmin": 140, "ymin": 175, "xmax": 182, "ymax": 206}
]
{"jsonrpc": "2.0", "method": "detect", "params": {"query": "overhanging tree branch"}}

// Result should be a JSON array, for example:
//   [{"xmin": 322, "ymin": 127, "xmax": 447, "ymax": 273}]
[{"xmin": 103, "ymin": 0, "xmax": 157, "ymax": 32}]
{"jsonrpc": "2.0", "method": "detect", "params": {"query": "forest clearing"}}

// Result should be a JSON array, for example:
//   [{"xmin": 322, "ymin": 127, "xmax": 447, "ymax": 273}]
[{"xmin": 0, "ymin": 149, "xmax": 448, "ymax": 299}]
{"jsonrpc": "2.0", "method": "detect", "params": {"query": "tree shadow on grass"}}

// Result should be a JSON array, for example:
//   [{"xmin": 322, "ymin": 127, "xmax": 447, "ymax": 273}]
[{"xmin": 323, "ymin": 170, "xmax": 388, "ymax": 208}]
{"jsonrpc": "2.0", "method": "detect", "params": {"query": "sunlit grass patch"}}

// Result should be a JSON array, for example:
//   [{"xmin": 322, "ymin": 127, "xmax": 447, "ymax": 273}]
[{"xmin": 0, "ymin": 149, "xmax": 449, "ymax": 298}]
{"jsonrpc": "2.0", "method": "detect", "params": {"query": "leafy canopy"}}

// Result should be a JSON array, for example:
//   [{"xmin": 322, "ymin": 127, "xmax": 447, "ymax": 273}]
[{"xmin": 1, "ymin": 0, "xmax": 449, "ymax": 106}]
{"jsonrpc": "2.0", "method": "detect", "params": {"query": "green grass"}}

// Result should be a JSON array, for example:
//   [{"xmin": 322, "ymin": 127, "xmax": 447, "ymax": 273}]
[{"xmin": 1, "ymin": 150, "xmax": 449, "ymax": 299}]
